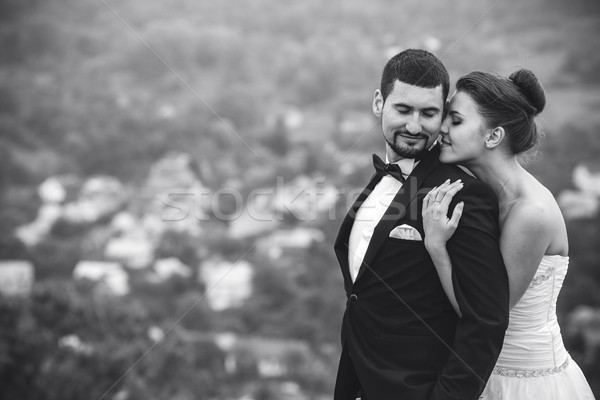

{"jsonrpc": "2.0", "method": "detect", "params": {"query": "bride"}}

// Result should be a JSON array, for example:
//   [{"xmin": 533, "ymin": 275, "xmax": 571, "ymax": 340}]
[{"xmin": 422, "ymin": 69, "xmax": 595, "ymax": 399}]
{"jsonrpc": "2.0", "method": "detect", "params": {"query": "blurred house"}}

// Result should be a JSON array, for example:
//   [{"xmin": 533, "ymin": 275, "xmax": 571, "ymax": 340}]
[
  {"xmin": 230, "ymin": 174, "xmax": 338, "ymax": 239},
  {"xmin": 256, "ymin": 227, "xmax": 324, "ymax": 261},
  {"xmin": 73, "ymin": 260, "xmax": 129, "ymax": 296},
  {"xmin": 58, "ymin": 334, "xmax": 93, "ymax": 355},
  {"xmin": 140, "ymin": 213, "xmax": 168, "ymax": 241},
  {"xmin": 38, "ymin": 175, "xmax": 81, "ymax": 204},
  {"xmin": 140, "ymin": 152, "xmax": 206, "ymax": 236},
  {"xmin": 199, "ymin": 259, "xmax": 253, "ymax": 311},
  {"xmin": 62, "ymin": 175, "xmax": 128, "ymax": 224},
  {"xmin": 38, "ymin": 177, "xmax": 66, "ymax": 203},
  {"xmin": 16, "ymin": 175, "xmax": 127, "ymax": 246},
  {"xmin": 15, "ymin": 203, "xmax": 62, "ymax": 246},
  {"xmin": 147, "ymin": 257, "xmax": 193, "ymax": 283},
  {"xmin": 274, "ymin": 175, "xmax": 339, "ymax": 221},
  {"xmin": 16, "ymin": 176, "xmax": 78, "ymax": 246},
  {"xmin": 110, "ymin": 211, "xmax": 138, "ymax": 233},
  {"xmin": 104, "ymin": 233, "xmax": 155, "ymax": 270},
  {"xmin": 573, "ymin": 161, "xmax": 600, "ymax": 196},
  {"xmin": 117, "ymin": 213, "xmax": 171, "ymax": 245},
  {"xmin": 213, "ymin": 333, "xmax": 310, "ymax": 378},
  {"xmin": 144, "ymin": 152, "xmax": 202, "ymax": 195},
  {"xmin": 558, "ymin": 160, "xmax": 600, "ymax": 219},
  {"xmin": 0, "ymin": 260, "xmax": 34, "ymax": 297}
]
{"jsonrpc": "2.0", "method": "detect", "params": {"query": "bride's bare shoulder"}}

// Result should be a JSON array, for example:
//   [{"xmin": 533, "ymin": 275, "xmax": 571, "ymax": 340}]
[{"xmin": 502, "ymin": 181, "xmax": 562, "ymax": 235}]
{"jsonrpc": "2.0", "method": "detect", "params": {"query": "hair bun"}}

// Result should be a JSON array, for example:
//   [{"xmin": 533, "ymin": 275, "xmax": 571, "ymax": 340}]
[{"xmin": 509, "ymin": 69, "xmax": 546, "ymax": 115}]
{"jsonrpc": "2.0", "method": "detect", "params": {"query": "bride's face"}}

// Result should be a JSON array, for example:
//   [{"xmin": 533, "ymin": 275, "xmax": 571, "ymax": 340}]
[{"xmin": 438, "ymin": 91, "xmax": 489, "ymax": 165}]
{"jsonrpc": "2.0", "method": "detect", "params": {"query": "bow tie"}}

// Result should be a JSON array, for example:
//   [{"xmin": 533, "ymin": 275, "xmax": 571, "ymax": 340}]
[{"xmin": 372, "ymin": 154, "xmax": 405, "ymax": 183}]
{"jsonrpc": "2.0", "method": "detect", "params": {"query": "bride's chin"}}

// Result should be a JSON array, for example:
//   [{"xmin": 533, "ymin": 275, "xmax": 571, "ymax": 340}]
[{"xmin": 439, "ymin": 152, "xmax": 457, "ymax": 164}]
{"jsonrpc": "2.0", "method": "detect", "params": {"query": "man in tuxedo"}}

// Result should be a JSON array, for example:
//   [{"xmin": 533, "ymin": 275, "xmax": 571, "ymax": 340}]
[{"xmin": 333, "ymin": 49, "xmax": 510, "ymax": 400}]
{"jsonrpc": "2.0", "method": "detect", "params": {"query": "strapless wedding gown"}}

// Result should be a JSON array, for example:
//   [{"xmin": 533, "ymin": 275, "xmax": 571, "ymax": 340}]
[{"xmin": 480, "ymin": 255, "xmax": 595, "ymax": 399}]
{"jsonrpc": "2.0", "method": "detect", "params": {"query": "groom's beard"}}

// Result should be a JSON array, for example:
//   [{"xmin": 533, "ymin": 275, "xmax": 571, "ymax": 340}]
[{"xmin": 384, "ymin": 131, "xmax": 434, "ymax": 159}]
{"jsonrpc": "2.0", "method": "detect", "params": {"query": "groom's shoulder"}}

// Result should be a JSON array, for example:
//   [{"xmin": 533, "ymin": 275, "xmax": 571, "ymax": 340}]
[
  {"xmin": 430, "ymin": 162, "xmax": 476, "ymax": 183},
  {"xmin": 431, "ymin": 163, "xmax": 497, "ymax": 201}
]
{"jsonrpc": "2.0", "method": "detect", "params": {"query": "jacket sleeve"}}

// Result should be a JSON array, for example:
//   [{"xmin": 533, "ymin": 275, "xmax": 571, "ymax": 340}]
[{"xmin": 429, "ymin": 181, "xmax": 510, "ymax": 400}]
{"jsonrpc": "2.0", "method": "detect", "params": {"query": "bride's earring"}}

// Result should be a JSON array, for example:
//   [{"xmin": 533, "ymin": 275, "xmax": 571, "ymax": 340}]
[{"xmin": 485, "ymin": 127, "xmax": 505, "ymax": 149}]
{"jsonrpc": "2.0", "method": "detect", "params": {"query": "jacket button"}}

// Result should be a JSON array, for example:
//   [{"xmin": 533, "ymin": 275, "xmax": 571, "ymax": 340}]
[{"xmin": 349, "ymin": 294, "xmax": 358, "ymax": 303}]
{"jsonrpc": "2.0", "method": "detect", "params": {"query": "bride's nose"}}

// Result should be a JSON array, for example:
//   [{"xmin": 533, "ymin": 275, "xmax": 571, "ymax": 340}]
[{"xmin": 440, "ymin": 119, "xmax": 449, "ymax": 135}]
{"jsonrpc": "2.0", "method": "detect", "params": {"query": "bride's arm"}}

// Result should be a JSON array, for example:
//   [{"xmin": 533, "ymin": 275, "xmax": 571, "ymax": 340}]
[
  {"xmin": 425, "ymin": 183, "xmax": 555, "ymax": 310},
  {"xmin": 422, "ymin": 180, "xmax": 464, "ymax": 317},
  {"xmin": 426, "ymin": 240, "xmax": 462, "ymax": 317}
]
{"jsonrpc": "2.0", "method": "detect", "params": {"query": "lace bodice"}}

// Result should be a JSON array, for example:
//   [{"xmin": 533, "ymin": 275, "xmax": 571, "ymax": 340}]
[{"xmin": 494, "ymin": 255, "xmax": 570, "ymax": 374}]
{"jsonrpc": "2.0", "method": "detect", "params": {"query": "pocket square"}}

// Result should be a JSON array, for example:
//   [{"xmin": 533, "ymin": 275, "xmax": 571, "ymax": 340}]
[{"xmin": 389, "ymin": 224, "xmax": 423, "ymax": 241}]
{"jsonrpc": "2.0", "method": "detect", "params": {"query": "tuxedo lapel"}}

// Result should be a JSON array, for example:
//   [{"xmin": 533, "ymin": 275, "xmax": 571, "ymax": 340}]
[
  {"xmin": 354, "ymin": 145, "xmax": 441, "ymax": 283},
  {"xmin": 334, "ymin": 173, "xmax": 381, "ymax": 288}
]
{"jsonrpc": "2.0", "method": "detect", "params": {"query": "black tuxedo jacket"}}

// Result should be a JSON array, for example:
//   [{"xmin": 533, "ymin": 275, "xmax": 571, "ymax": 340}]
[{"xmin": 333, "ymin": 145, "xmax": 510, "ymax": 400}]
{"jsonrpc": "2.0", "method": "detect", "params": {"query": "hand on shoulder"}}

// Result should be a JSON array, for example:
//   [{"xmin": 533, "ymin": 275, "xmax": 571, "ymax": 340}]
[{"xmin": 422, "ymin": 179, "xmax": 464, "ymax": 251}]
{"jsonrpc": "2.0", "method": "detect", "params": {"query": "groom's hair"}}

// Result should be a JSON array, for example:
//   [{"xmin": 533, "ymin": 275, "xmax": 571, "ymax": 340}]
[{"xmin": 380, "ymin": 49, "xmax": 450, "ymax": 103}]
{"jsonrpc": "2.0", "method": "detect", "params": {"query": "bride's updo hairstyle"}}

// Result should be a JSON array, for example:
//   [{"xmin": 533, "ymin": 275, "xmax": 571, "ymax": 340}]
[{"xmin": 455, "ymin": 69, "xmax": 546, "ymax": 155}]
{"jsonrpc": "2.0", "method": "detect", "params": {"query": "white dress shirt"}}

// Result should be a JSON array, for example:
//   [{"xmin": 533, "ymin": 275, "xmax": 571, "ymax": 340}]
[{"xmin": 348, "ymin": 156, "xmax": 417, "ymax": 282}]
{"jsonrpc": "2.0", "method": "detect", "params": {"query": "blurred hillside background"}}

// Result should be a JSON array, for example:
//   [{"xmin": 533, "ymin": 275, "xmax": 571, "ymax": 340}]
[{"xmin": 1, "ymin": 0, "xmax": 600, "ymax": 398}]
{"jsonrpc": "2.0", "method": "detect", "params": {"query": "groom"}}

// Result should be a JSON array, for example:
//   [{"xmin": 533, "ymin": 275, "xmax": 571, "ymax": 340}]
[{"xmin": 333, "ymin": 49, "xmax": 510, "ymax": 400}]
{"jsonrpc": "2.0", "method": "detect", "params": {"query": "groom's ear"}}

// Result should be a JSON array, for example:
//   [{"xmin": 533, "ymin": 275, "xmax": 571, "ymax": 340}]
[{"xmin": 373, "ymin": 90, "xmax": 384, "ymax": 118}]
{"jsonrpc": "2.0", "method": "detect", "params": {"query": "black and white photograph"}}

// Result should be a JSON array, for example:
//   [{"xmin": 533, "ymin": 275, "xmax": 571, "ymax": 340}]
[{"xmin": 1, "ymin": 0, "xmax": 599, "ymax": 399}]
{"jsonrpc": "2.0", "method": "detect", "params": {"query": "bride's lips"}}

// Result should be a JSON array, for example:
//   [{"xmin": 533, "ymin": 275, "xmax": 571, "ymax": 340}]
[{"xmin": 439, "ymin": 138, "xmax": 451, "ymax": 146}]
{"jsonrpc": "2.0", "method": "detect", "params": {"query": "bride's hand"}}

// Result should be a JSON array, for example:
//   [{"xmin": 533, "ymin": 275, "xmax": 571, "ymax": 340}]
[{"xmin": 422, "ymin": 179, "xmax": 464, "ymax": 249}]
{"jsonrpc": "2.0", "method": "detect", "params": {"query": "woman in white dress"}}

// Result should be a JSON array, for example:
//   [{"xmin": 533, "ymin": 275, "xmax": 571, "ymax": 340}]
[{"xmin": 422, "ymin": 68, "xmax": 595, "ymax": 399}]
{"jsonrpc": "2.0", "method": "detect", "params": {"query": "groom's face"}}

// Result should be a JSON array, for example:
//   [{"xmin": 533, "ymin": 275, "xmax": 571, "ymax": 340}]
[{"xmin": 373, "ymin": 80, "xmax": 444, "ymax": 161}]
